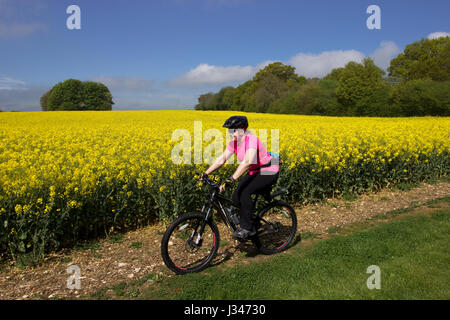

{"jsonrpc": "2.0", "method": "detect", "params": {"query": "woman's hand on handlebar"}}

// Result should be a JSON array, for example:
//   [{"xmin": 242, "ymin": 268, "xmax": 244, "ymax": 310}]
[
  {"xmin": 200, "ymin": 172, "xmax": 209, "ymax": 182},
  {"xmin": 219, "ymin": 183, "xmax": 226, "ymax": 193},
  {"xmin": 195, "ymin": 171, "xmax": 209, "ymax": 182},
  {"xmin": 219, "ymin": 176, "xmax": 236, "ymax": 192}
]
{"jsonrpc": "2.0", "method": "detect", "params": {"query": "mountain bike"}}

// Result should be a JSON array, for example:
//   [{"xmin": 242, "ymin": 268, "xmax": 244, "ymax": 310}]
[{"xmin": 161, "ymin": 172, "xmax": 298, "ymax": 274}]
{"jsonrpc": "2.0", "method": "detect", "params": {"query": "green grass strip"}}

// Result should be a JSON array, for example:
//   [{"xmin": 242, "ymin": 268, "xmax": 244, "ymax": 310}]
[{"xmin": 140, "ymin": 204, "xmax": 450, "ymax": 300}]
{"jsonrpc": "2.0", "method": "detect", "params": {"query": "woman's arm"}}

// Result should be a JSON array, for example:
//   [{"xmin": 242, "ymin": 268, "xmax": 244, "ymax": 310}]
[
  {"xmin": 231, "ymin": 147, "xmax": 257, "ymax": 180},
  {"xmin": 205, "ymin": 148, "xmax": 234, "ymax": 175},
  {"xmin": 218, "ymin": 147, "xmax": 257, "ymax": 192}
]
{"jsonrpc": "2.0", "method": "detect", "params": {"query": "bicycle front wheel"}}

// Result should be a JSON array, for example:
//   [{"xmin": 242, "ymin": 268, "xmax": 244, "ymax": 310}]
[
  {"xmin": 161, "ymin": 212, "xmax": 220, "ymax": 274},
  {"xmin": 253, "ymin": 201, "xmax": 297, "ymax": 255}
]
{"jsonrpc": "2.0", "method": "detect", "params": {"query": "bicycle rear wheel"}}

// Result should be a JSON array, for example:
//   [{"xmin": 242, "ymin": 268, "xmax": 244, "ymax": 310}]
[
  {"xmin": 252, "ymin": 201, "xmax": 297, "ymax": 254},
  {"xmin": 161, "ymin": 212, "xmax": 220, "ymax": 274}
]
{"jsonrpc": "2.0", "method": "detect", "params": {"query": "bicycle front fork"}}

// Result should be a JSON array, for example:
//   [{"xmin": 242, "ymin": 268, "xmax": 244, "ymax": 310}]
[{"xmin": 192, "ymin": 201, "xmax": 214, "ymax": 244}]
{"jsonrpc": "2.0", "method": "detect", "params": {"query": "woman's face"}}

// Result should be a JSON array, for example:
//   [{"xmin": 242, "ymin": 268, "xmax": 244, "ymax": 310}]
[{"xmin": 228, "ymin": 128, "xmax": 245, "ymax": 141}]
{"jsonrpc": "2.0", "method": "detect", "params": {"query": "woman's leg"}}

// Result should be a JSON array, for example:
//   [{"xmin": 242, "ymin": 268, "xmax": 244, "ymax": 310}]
[
  {"xmin": 231, "ymin": 173, "xmax": 255, "ymax": 208},
  {"xmin": 238, "ymin": 172, "xmax": 279, "ymax": 230}
]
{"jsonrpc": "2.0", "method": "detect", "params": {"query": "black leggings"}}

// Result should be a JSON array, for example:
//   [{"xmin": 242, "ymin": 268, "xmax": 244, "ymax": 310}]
[{"xmin": 232, "ymin": 171, "xmax": 279, "ymax": 230}]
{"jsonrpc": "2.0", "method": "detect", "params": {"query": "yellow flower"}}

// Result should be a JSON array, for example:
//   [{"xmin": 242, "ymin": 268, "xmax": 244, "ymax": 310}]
[
  {"xmin": 49, "ymin": 186, "xmax": 56, "ymax": 198},
  {"xmin": 68, "ymin": 200, "xmax": 78, "ymax": 208},
  {"xmin": 44, "ymin": 204, "xmax": 52, "ymax": 214},
  {"xmin": 23, "ymin": 205, "xmax": 32, "ymax": 214},
  {"xmin": 15, "ymin": 204, "xmax": 22, "ymax": 214},
  {"xmin": 0, "ymin": 110, "xmax": 447, "ymax": 224}
]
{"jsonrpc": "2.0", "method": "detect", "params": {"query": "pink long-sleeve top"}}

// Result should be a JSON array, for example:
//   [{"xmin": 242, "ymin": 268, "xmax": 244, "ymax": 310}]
[{"xmin": 226, "ymin": 133, "xmax": 279, "ymax": 175}]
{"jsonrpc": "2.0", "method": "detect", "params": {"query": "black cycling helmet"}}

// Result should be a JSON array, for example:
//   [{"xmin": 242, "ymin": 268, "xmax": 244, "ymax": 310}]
[{"xmin": 222, "ymin": 116, "xmax": 248, "ymax": 130}]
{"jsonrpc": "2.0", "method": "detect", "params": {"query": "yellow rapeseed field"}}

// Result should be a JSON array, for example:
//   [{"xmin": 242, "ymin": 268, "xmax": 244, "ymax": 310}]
[{"xmin": 0, "ymin": 110, "xmax": 449, "ymax": 260}]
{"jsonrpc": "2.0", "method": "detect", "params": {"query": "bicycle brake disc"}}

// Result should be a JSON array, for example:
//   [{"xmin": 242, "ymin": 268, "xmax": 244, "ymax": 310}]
[{"xmin": 186, "ymin": 234, "xmax": 203, "ymax": 252}]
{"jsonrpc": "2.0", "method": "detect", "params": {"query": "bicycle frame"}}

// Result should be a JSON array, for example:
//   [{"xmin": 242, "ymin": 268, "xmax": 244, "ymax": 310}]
[
  {"xmin": 198, "ymin": 179, "xmax": 272, "ymax": 233},
  {"xmin": 200, "ymin": 186, "xmax": 239, "ymax": 231}
]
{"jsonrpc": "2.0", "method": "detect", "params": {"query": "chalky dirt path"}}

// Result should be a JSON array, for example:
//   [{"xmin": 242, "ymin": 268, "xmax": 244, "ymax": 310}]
[{"xmin": 0, "ymin": 180, "xmax": 449, "ymax": 300}]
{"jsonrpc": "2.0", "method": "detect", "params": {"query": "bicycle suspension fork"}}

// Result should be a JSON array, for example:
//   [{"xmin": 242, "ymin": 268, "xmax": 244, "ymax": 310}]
[{"xmin": 192, "ymin": 189, "xmax": 216, "ymax": 245}]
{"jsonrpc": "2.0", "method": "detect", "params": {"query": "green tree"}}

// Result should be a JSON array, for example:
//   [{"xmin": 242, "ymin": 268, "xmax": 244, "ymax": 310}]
[
  {"xmin": 291, "ymin": 80, "xmax": 326, "ymax": 115},
  {"xmin": 195, "ymin": 92, "xmax": 215, "ymax": 110},
  {"xmin": 40, "ymin": 89, "xmax": 52, "ymax": 111},
  {"xmin": 231, "ymin": 80, "xmax": 253, "ymax": 111},
  {"xmin": 389, "ymin": 79, "xmax": 450, "ymax": 116},
  {"xmin": 235, "ymin": 81, "xmax": 257, "ymax": 112},
  {"xmin": 253, "ymin": 62, "xmax": 302, "ymax": 83},
  {"xmin": 388, "ymin": 36, "xmax": 450, "ymax": 82},
  {"xmin": 354, "ymin": 84, "xmax": 398, "ymax": 116},
  {"xmin": 210, "ymin": 86, "xmax": 235, "ymax": 110},
  {"xmin": 255, "ymin": 74, "xmax": 289, "ymax": 112},
  {"xmin": 83, "ymin": 81, "xmax": 114, "ymax": 110},
  {"xmin": 323, "ymin": 67, "xmax": 345, "ymax": 82},
  {"xmin": 45, "ymin": 79, "xmax": 114, "ymax": 111},
  {"xmin": 335, "ymin": 58, "xmax": 386, "ymax": 115},
  {"xmin": 221, "ymin": 86, "xmax": 235, "ymax": 109},
  {"xmin": 314, "ymin": 79, "xmax": 342, "ymax": 116},
  {"xmin": 267, "ymin": 91, "xmax": 297, "ymax": 114},
  {"xmin": 268, "ymin": 79, "xmax": 340, "ymax": 115},
  {"xmin": 47, "ymin": 79, "xmax": 84, "ymax": 110}
]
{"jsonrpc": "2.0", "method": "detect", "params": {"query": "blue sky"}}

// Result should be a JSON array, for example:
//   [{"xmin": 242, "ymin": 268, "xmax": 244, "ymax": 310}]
[{"xmin": 0, "ymin": 0, "xmax": 449, "ymax": 111}]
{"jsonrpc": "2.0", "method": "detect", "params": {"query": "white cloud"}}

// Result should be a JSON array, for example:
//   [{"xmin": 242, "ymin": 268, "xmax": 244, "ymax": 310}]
[
  {"xmin": 427, "ymin": 32, "xmax": 450, "ymax": 39},
  {"xmin": 0, "ymin": 86, "xmax": 47, "ymax": 111},
  {"xmin": 370, "ymin": 41, "xmax": 400, "ymax": 70},
  {"xmin": 0, "ymin": 76, "xmax": 26, "ymax": 90},
  {"xmin": 89, "ymin": 76, "xmax": 155, "ymax": 91},
  {"xmin": 168, "ymin": 61, "xmax": 273, "ymax": 87},
  {"xmin": 288, "ymin": 50, "xmax": 365, "ymax": 78}
]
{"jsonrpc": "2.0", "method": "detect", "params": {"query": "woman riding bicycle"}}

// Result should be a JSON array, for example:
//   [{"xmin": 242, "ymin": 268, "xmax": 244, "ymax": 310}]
[{"xmin": 201, "ymin": 115, "xmax": 279, "ymax": 240}]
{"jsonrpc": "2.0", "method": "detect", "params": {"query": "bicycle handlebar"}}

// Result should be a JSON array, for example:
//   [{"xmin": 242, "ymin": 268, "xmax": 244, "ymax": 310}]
[{"xmin": 194, "ymin": 171, "xmax": 223, "ymax": 189}]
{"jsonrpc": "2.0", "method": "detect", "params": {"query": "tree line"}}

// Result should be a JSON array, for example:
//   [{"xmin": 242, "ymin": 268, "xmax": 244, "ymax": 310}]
[{"xmin": 195, "ymin": 37, "xmax": 450, "ymax": 117}]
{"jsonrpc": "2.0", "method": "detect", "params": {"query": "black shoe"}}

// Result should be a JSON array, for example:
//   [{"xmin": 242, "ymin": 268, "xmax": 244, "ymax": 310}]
[{"xmin": 233, "ymin": 227, "xmax": 256, "ymax": 239}]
